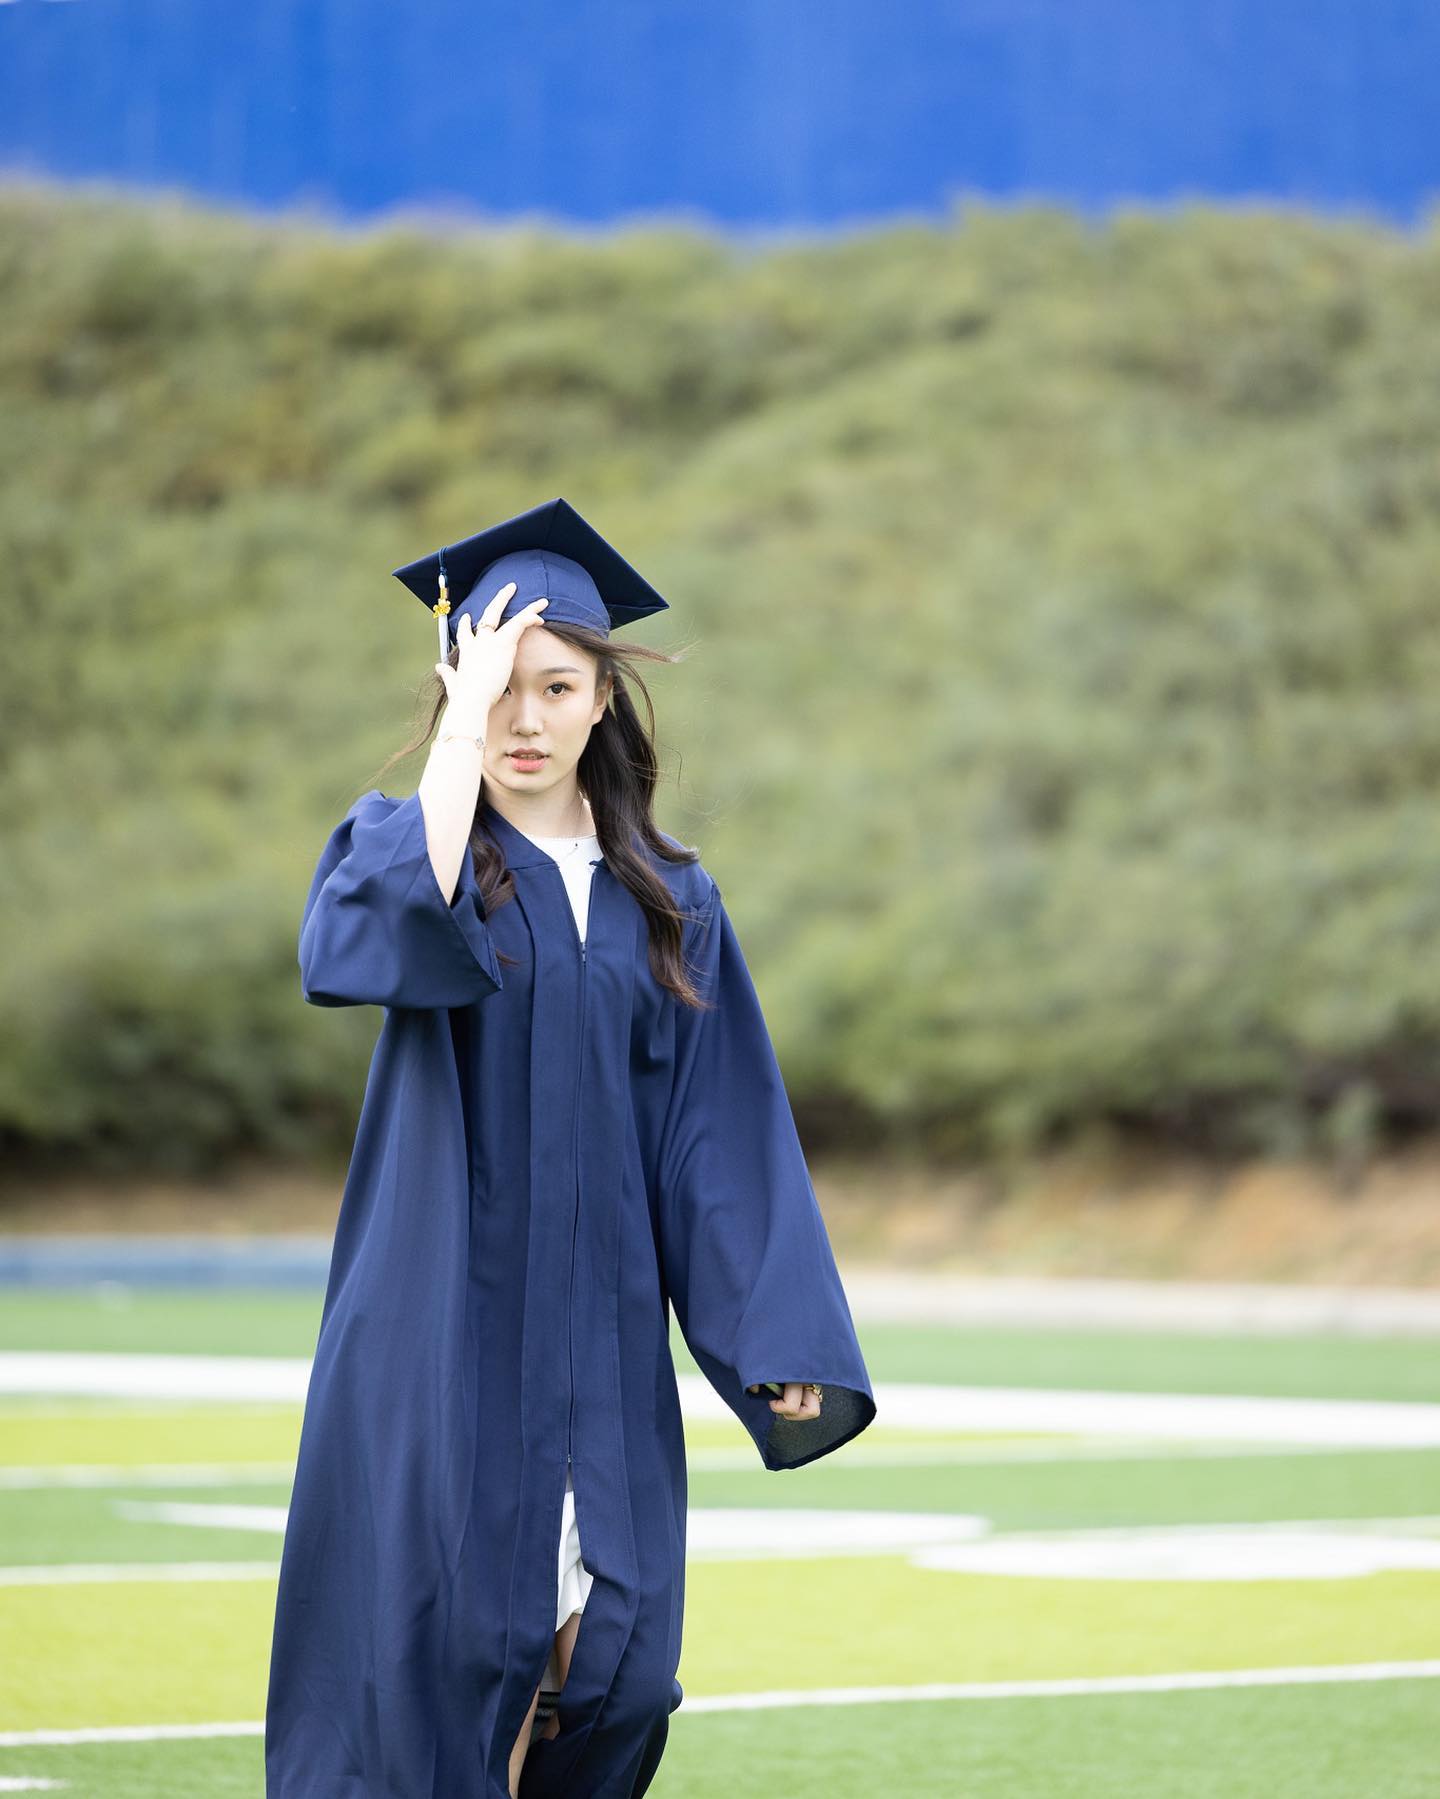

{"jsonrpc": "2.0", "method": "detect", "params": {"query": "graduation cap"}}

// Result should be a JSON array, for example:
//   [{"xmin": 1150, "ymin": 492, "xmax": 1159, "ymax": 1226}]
[{"xmin": 391, "ymin": 496, "xmax": 670, "ymax": 663}]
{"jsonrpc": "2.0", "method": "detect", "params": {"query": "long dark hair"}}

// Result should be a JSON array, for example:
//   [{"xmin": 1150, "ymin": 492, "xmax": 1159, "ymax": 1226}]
[{"xmin": 369, "ymin": 619, "xmax": 711, "ymax": 1008}]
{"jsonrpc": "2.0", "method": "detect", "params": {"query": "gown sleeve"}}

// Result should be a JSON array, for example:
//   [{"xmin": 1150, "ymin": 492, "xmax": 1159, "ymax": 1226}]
[
  {"xmin": 297, "ymin": 788, "xmax": 504, "ymax": 1010},
  {"xmin": 657, "ymin": 879, "xmax": 878, "ymax": 1471}
]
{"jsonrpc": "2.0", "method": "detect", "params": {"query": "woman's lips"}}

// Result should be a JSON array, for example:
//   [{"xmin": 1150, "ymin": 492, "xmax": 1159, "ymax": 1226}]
[{"xmin": 508, "ymin": 752, "xmax": 547, "ymax": 767}]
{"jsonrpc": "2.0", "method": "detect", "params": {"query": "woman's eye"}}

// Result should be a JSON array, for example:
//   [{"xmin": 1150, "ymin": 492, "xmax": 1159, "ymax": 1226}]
[{"xmin": 547, "ymin": 682, "xmax": 571, "ymax": 695}]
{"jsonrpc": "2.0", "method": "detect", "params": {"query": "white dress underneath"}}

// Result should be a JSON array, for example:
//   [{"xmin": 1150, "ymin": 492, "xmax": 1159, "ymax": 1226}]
[
  {"xmin": 553, "ymin": 1466, "xmax": 591, "ymax": 1628},
  {"xmin": 516, "ymin": 822, "xmax": 602, "ymax": 1685}
]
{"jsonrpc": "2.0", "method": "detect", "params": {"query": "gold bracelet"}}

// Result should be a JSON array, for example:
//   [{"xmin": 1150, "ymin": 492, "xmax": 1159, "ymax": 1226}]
[{"xmin": 438, "ymin": 728, "xmax": 486, "ymax": 751}]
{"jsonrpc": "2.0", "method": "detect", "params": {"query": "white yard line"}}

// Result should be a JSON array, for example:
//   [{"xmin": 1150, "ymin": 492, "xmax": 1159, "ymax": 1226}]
[
  {"xmin": 840, "ymin": 1270, "xmax": 1440, "ymax": 1336},
  {"xmin": 4, "ymin": 1662, "xmax": 1440, "ymax": 1749},
  {"xmin": 4, "ymin": 1357, "xmax": 1440, "ymax": 1448},
  {"xmin": 0, "ymin": 1723, "xmax": 263, "ymax": 1748},
  {"xmin": 688, "ymin": 1378, "xmax": 1440, "ymax": 1448},
  {"xmin": 0, "ymin": 1562, "xmax": 280, "ymax": 1586},
  {"xmin": 0, "ymin": 1355, "xmax": 308, "ymax": 1402},
  {"xmin": 0, "ymin": 1463, "xmax": 295, "ymax": 1489},
  {"xmin": 687, "ymin": 1436, "xmax": 1429, "ymax": 1470},
  {"xmin": 680, "ymin": 1661, "xmax": 1440, "ymax": 1709},
  {"xmin": 870, "ymin": 1382, "xmax": 1440, "ymax": 1447}
]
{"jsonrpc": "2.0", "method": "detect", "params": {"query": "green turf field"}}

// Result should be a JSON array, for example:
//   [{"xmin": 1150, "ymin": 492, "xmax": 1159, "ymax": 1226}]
[{"xmin": 1, "ymin": 1288, "xmax": 1437, "ymax": 1795}]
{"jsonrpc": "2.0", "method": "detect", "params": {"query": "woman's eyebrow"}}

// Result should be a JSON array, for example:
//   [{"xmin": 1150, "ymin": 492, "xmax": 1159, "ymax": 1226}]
[{"xmin": 536, "ymin": 665, "xmax": 583, "ymax": 676}]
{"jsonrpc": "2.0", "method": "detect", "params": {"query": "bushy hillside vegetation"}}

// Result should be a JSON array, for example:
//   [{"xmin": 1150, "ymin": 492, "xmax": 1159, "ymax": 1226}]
[{"xmin": 4, "ymin": 181, "xmax": 1440, "ymax": 1175}]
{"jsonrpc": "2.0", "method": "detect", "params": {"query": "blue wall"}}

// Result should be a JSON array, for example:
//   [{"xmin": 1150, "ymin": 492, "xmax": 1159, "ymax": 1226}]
[{"xmin": 1, "ymin": 0, "xmax": 1435, "ymax": 229}]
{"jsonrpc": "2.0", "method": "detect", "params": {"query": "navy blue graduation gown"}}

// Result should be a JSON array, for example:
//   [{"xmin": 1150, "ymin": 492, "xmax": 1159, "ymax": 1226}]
[{"xmin": 264, "ymin": 789, "xmax": 877, "ymax": 1799}]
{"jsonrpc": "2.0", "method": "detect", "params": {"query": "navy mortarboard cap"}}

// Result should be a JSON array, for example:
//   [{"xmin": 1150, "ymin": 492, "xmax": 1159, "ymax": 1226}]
[{"xmin": 391, "ymin": 496, "xmax": 669, "ymax": 662}]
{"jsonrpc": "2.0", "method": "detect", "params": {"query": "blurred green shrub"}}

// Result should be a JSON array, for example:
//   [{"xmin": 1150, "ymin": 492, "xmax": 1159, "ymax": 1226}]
[{"xmin": 4, "ymin": 182, "xmax": 1440, "ymax": 1175}]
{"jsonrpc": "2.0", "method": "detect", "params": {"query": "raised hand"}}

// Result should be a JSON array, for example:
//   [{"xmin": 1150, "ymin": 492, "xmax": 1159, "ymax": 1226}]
[{"xmin": 434, "ymin": 581, "xmax": 550, "ymax": 729}]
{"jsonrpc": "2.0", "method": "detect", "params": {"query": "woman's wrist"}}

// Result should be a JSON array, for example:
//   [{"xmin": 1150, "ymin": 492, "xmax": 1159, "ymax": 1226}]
[{"xmin": 438, "ymin": 708, "xmax": 490, "ymax": 746}]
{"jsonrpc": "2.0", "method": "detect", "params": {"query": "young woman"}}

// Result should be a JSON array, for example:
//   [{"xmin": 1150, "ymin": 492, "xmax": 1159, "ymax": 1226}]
[{"xmin": 265, "ymin": 503, "xmax": 876, "ymax": 1799}]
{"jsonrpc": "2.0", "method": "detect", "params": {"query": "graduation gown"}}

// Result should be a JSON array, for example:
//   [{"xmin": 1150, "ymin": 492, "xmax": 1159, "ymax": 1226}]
[{"xmin": 264, "ymin": 789, "xmax": 877, "ymax": 1799}]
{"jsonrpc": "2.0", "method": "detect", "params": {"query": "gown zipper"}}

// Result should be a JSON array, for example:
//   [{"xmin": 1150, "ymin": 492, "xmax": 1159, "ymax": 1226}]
[
  {"xmin": 562, "ymin": 859, "xmax": 598, "ymax": 1481},
  {"xmin": 567, "ymin": 934, "xmax": 587, "ymax": 1469}
]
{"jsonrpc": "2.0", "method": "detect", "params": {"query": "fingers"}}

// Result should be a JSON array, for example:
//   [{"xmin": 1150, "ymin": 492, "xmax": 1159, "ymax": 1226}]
[
  {"xmin": 477, "ymin": 581, "xmax": 518, "ymax": 629},
  {"xmin": 745, "ymin": 1382, "xmax": 823, "ymax": 1422},
  {"xmin": 474, "ymin": 582, "xmax": 548, "ymax": 628},
  {"xmin": 500, "ymin": 596, "xmax": 549, "ymax": 635},
  {"xmin": 458, "ymin": 586, "xmax": 549, "ymax": 648}
]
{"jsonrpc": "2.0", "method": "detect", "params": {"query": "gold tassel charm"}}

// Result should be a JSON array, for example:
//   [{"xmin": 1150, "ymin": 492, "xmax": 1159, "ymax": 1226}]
[{"xmin": 433, "ymin": 561, "xmax": 451, "ymax": 662}]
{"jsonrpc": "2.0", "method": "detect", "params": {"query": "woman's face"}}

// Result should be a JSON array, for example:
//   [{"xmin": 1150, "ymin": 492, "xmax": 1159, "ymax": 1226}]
[{"xmin": 482, "ymin": 626, "xmax": 610, "ymax": 798}]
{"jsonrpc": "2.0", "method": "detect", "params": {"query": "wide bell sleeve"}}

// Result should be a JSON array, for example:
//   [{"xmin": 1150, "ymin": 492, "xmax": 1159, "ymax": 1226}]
[
  {"xmin": 657, "ymin": 879, "xmax": 877, "ymax": 1471},
  {"xmin": 297, "ymin": 788, "xmax": 504, "ymax": 1010}
]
